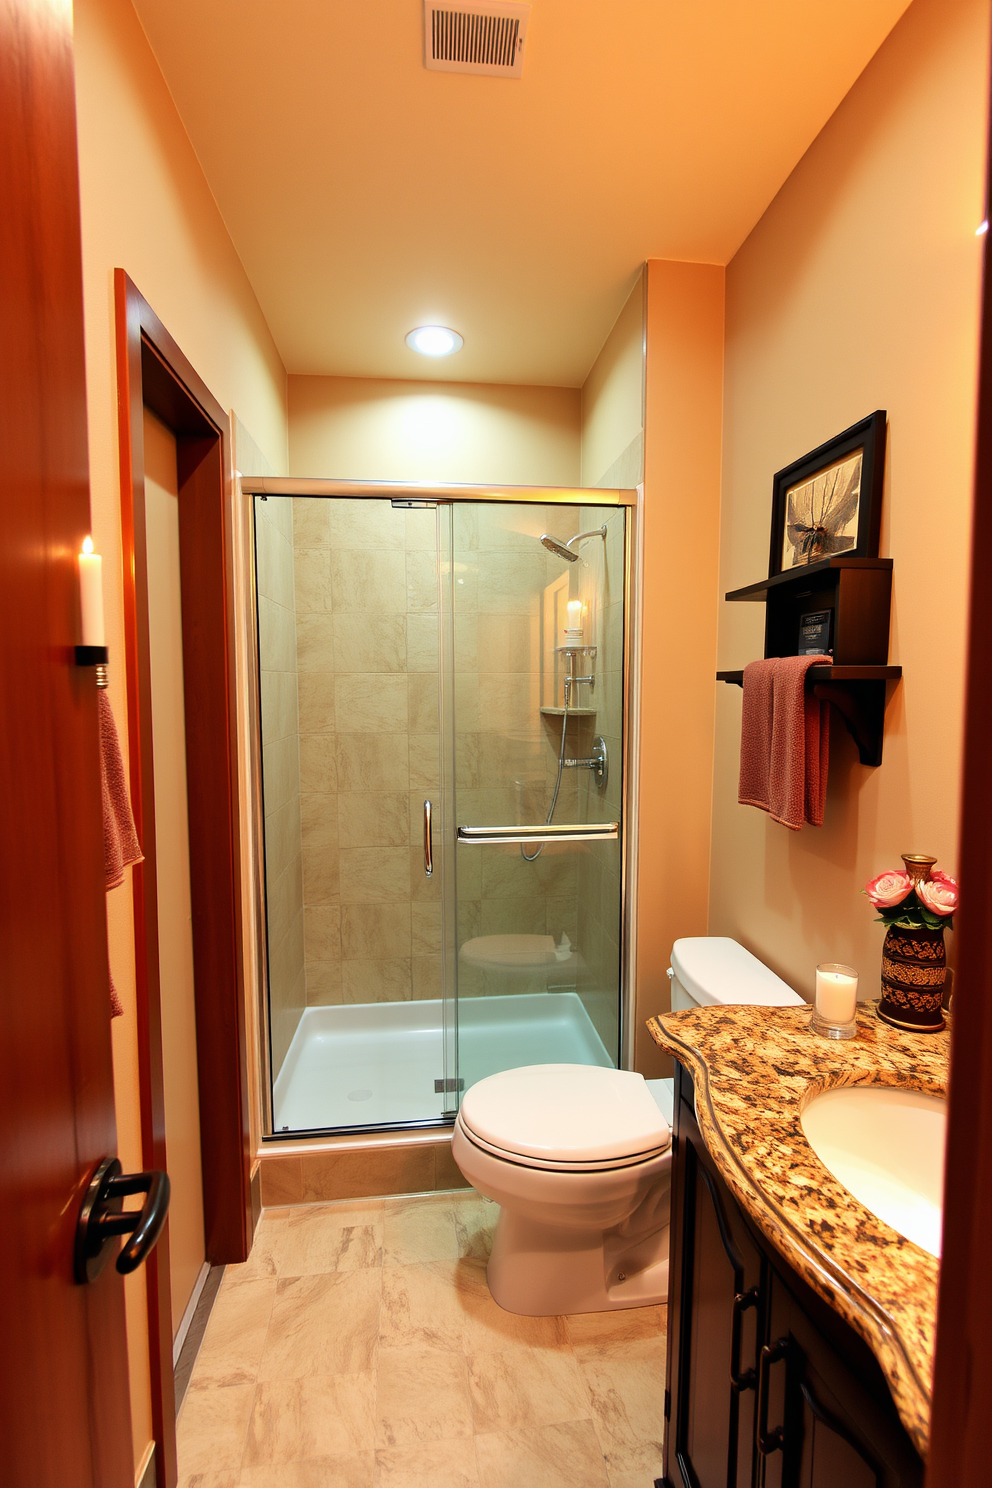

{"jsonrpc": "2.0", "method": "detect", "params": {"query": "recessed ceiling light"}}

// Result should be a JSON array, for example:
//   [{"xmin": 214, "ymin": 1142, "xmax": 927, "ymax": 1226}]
[{"xmin": 406, "ymin": 325, "xmax": 464, "ymax": 357}]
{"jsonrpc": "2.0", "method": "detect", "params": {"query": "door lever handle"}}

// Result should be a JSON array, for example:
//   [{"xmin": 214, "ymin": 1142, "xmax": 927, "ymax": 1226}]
[{"xmin": 74, "ymin": 1156, "xmax": 170, "ymax": 1284}]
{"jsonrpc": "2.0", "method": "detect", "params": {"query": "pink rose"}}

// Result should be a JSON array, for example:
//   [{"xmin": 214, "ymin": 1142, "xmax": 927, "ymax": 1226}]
[
  {"xmin": 918, "ymin": 875, "xmax": 958, "ymax": 916},
  {"xmin": 866, "ymin": 870, "xmax": 912, "ymax": 909}
]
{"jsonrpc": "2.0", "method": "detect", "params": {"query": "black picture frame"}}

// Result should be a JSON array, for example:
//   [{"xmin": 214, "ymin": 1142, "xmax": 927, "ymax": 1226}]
[{"xmin": 768, "ymin": 411, "xmax": 887, "ymax": 578}]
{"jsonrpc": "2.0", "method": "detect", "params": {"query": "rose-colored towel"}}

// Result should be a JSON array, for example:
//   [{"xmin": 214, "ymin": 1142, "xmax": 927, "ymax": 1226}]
[
  {"xmin": 738, "ymin": 656, "xmax": 830, "ymax": 830},
  {"xmin": 98, "ymin": 691, "xmax": 143, "ymax": 1015}
]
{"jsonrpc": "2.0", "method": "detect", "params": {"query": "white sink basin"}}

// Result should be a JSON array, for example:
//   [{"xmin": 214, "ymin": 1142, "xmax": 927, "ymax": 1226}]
[{"xmin": 800, "ymin": 1085, "xmax": 946, "ymax": 1258}]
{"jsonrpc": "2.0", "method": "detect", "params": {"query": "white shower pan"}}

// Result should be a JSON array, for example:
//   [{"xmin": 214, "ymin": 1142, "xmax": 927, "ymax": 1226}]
[{"xmin": 271, "ymin": 991, "xmax": 614, "ymax": 1133}]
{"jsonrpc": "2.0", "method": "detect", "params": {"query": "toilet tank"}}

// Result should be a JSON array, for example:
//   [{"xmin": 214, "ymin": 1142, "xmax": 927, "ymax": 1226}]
[{"xmin": 668, "ymin": 937, "xmax": 804, "ymax": 1010}]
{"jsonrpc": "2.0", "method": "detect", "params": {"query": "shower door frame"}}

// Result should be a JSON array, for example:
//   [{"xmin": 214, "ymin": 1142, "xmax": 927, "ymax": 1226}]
[{"xmin": 241, "ymin": 477, "xmax": 640, "ymax": 1142}]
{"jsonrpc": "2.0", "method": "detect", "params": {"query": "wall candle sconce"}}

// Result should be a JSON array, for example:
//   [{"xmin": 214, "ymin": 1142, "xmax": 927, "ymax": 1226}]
[{"xmin": 76, "ymin": 536, "xmax": 109, "ymax": 688}]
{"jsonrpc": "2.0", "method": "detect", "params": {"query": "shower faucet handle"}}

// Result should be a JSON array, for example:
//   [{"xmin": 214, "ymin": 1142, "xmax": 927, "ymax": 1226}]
[{"xmin": 563, "ymin": 737, "xmax": 608, "ymax": 787}]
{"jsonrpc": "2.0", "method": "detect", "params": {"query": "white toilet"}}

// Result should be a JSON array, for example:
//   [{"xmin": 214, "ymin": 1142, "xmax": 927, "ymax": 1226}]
[{"xmin": 451, "ymin": 936, "xmax": 804, "ymax": 1316}]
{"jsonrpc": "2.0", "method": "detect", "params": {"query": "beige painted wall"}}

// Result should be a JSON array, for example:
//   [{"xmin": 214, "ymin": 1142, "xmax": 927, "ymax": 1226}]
[
  {"xmin": 580, "ymin": 275, "xmax": 646, "ymax": 489},
  {"xmin": 73, "ymin": 0, "xmax": 288, "ymax": 1470},
  {"xmin": 709, "ymin": 0, "xmax": 987, "ymax": 1001},
  {"xmin": 289, "ymin": 376, "xmax": 580, "ymax": 485},
  {"xmin": 143, "ymin": 410, "xmax": 206, "ymax": 1337},
  {"xmin": 635, "ymin": 261, "xmax": 727, "ymax": 1076}
]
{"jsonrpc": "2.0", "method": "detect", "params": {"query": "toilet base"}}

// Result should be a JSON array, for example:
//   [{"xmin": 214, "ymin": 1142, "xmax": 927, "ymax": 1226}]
[{"xmin": 486, "ymin": 1206, "xmax": 670, "ymax": 1316}]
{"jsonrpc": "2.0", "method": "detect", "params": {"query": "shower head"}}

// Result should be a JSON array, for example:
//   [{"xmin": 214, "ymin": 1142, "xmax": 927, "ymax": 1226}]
[
  {"xmin": 540, "ymin": 526, "xmax": 608, "ymax": 562},
  {"xmin": 541, "ymin": 533, "xmax": 580, "ymax": 562}
]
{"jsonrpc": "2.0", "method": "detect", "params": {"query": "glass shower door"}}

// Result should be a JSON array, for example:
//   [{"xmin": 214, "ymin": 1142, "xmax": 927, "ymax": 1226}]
[
  {"xmin": 254, "ymin": 495, "xmax": 458, "ymax": 1134},
  {"xmin": 447, "ymin": 500, "xmax": 625, "ymax": 1095}
]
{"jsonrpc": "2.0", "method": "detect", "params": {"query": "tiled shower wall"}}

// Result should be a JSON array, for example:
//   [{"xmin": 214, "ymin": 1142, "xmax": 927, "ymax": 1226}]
[
  {"xmin": 453, "ymin": 503, "xmax": 586, "ymax": 994},
  {"xmin": 260, "ymin": 496, "xmax": 622, "ymax": 1059},
  {"xmin": 291, "ymin": 499, "xmax": 443, "ymax": 1010},
  {"xmin": 256, "ymin": 500, "xmax": 306, "ymax": 1075}
]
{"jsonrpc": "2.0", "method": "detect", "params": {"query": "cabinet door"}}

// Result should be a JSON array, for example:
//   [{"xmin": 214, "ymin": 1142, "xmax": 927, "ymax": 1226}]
[
  {"xmin": 667, "ymin": 1072, "xmax": 764, "ymax": 1488},
  {"xmin": 755, "ymin": 1277, "xmax": 924, "ymax": 1488}
]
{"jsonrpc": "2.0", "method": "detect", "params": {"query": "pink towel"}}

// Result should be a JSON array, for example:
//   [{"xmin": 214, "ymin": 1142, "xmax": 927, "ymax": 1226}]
[
  {"xmin": 738, "ymin": 656, "xmax": 830, "ymax": 830},
  {"xmin": 98, "ymin": 691, "xmax": 143, "ymax": 1015}
]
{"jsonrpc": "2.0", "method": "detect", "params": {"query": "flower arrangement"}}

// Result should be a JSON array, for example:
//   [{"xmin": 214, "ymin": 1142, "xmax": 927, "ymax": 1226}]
[{"xmin": 864, "ymin": 864, "xmax": 958, "ymax": 931}]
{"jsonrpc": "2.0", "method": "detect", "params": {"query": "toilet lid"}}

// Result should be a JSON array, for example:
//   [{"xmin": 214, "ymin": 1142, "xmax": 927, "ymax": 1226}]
[{"xmin": 459, "ymin": 1064, "xmax": 671, "ymax": 1164}]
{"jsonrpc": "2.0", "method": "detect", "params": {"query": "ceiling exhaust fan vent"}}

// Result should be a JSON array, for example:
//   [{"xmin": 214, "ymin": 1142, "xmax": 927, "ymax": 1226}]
[{"xmin": 424, "ymin": 0, "xmax": 531, "ymax": 78}]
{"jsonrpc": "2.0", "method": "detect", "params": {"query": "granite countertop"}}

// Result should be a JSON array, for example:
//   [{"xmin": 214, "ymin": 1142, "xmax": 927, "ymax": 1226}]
[{"xmin": 647, "ymin": 1002, "xmax": 950, "ymax": 1458}]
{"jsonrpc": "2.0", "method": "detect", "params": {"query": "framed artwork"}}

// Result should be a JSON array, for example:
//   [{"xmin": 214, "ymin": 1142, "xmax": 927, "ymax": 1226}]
[{"xmin": 768, "ymin": 411, "xmax": 886, "ymax": 577}]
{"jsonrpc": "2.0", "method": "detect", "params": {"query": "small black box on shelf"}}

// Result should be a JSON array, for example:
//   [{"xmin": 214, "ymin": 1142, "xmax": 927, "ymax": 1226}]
[{"xmin": 798, "ymin": 609, "xmax": 832, "ymax": 656}]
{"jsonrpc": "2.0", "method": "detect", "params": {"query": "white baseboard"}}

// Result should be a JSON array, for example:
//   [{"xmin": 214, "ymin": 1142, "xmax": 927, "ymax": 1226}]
[{"xmin": 173, "ymin": 1261, "xmax": 211, "ymax": 1367}]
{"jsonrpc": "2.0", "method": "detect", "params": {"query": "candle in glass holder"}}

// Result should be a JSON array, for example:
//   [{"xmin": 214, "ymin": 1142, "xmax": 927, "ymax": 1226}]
[
  {"xmin": 813, "ymin": 963, "xmax": 858, "ymax": 1039},
  {"xmin": 565, "ymin": 599, "xmax": 583, "ymax": 640}
]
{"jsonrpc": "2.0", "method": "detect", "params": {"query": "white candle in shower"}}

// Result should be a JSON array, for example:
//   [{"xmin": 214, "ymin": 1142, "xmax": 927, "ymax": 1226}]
[
  {"xmin": 566, "ymin": 600, "xmax": 583, "ymax": 637},
  {"xmin": 78, "ymin": 536, "xmax": 105, "ymax": 647},
  {"xmin": 815, "ymin": 964, "xmax": 858, "ymax": 1024}
]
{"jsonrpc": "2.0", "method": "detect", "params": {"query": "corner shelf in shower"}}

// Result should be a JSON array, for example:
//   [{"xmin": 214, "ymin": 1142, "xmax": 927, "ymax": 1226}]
[
  {"xmin": 716, "ymin": 556, "xmax": 902, "ymax": 767},
  {"xmin": 540, "ymin": 706, "xmax": 597, "ymax": 718}
]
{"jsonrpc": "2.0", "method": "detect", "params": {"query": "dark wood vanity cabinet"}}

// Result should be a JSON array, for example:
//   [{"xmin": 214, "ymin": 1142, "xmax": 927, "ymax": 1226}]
[{"xmin": 662, "ymin": 1063, "xmax": 924, "ymax": 1488}]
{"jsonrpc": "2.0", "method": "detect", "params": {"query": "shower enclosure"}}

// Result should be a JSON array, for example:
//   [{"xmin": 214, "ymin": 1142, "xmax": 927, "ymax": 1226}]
[{"xmin": 248, "ymin": 482, "xmax": 631, "ymax": 1136}]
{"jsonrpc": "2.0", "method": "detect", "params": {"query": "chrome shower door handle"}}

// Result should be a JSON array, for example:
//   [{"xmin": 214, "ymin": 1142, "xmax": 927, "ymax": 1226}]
[{"xmin": 423, "ymin": 799, "xmax": 433, "ymax": 877}]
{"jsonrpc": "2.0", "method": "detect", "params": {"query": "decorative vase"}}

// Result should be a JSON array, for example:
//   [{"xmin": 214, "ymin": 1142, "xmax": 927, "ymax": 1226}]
[{"xmin": 876, "ymin": 854, "xmax": 946, "ymax": 1032}]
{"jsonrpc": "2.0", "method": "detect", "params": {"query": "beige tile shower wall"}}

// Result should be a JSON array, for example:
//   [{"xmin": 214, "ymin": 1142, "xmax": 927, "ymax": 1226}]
[
  {"xmin": 293, "ymin": 499, "xmax": 443, "ymax": 1008},
  {"xmin": 572, "ymin": 507, "xmax": 625, "ymax": 1054},
  {"xmin": 256, "ymin": 500, "xmax": 306, "ymax": 1077},
  {"xmin": 454, "ymin": 504, "xmax": 585, "ymax": 999}
]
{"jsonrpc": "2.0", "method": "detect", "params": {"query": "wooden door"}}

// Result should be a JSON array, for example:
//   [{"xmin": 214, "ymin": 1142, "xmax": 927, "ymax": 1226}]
[{"xmin": 0, "ymin": 0, "xmax": 133, "ymax": 1483}]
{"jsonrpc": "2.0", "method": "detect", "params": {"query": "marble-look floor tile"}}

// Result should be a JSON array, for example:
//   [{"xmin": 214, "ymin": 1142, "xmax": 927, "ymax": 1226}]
[
  {"xmin": 228, "ymin": 1203, "xmax": 384, "ymax": 1281},
  {"xmin": 450, "ymin": 1196, "xmax": 496, "ymax": 1260},
  {"xmin": 259, "ymin": 1269, "xmax": 381, "ymax": 1379},
  {"xmin": 382, "ymin": 1197, "xmax": 459, "ymax": 1266},
  {"xmin": 475, "ymin": 1421, "xmax": 611, "ymax": 1488},
  {"xmin": 178, "ymin": 1472, "xmax": 240, "ymax": 1488},
  {"xmin": 375, "ymin": 1347, "xmax": 475, "ymax": 1448},
  {"xmin": 188, "ymin": 1277, "xmax": 277, "ymax": 1388},
  {"xmin": 380, "ymin": 1260, "xmax": 471, "ymax": 1353},
  {"xmin": 244, "ymin": 1373, "xmax": 376, "ymax": 1466},
  {"xmin": 241, "ymin": 1453, "xmax": 375, "ymax": 1487},
  {"xmin": 576, "ymin": 1337, "xmax": 665, "ymax": 1476},
  {"xmin": 374, "ymin": 1436, "xmax": 480, "ymax": 1487},
  {"xmin": 452, "ymin": 1258, "xmax": 570, "ymax": 1355},
  {"xmin": 468, "ymin": 1345, "xmax": 593, "ymax": 1434},
  {"xmin": 565, "ymin": 1305, "xmax": 665, "ymax": 1356},
  {"xmin": 176, "ymin": 1381, "xmax": 255, "ymax": 1477}
]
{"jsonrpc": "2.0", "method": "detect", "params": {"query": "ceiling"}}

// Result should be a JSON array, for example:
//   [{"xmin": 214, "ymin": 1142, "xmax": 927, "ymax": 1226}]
[{"xmin": 131, "ymin": 0, "xmax": 912, "ymax": 388}]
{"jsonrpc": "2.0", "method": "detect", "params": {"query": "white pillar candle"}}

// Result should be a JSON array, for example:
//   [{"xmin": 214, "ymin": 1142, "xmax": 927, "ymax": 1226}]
[
  {"xmin": 815, "ymin": 964, "xmax": 858, "ymax": 1024},
  {"xmin": 78, "ymin": 536, "xmax": 105, "ymax": 647},
  {"xmin": 566, "ymin": 599, "xmax": 583, "ymax": 638}
]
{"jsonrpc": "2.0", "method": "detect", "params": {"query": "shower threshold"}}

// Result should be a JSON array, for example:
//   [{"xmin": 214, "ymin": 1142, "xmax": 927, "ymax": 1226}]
[{"xmin": 271, "ymin": 991, "xmax": 614, "ymax": 1134}]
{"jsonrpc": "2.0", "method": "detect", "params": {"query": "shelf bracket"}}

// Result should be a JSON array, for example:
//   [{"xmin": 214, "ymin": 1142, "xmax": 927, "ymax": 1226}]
[{"xmin": 811, "ymin": 681, "xmax": 886, "ymax": 768}]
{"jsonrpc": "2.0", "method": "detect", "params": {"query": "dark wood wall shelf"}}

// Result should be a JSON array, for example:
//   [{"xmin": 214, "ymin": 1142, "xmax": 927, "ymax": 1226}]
[{"xmin": 718, "ymin": 557, "xmax": 900, "ymax": 766}]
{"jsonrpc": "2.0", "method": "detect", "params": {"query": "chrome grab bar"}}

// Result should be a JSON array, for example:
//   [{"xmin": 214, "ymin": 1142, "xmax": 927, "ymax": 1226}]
[
  {"xmin": 423, "ymin": 799, "xmax": 433, "ymax": 877},
  {"xmin": 457, "ymin": 822, "xmax": 618, "ymax": 845}
]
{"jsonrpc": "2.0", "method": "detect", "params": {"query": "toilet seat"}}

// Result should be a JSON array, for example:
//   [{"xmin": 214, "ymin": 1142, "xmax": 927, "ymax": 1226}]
[
  {"xmin": 455, "ymin": 1114, "xmax": 670, "ymax": 1172},
  {"xmin": 457, "ymin": 1063, "xmax": 671, "ymax": 1171}
]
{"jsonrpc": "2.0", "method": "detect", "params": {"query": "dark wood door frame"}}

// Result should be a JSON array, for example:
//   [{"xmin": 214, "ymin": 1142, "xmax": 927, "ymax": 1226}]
[{"xmin": 115, "ymin": 270, "xmax": 252, "ymax": 1488}]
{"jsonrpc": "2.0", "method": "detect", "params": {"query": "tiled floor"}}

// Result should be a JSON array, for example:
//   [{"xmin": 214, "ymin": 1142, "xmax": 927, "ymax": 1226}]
[{"xmin": 177, "ymin": 1189, "xmax": 667, "ymax": 1488}]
